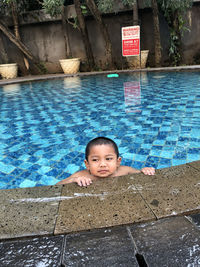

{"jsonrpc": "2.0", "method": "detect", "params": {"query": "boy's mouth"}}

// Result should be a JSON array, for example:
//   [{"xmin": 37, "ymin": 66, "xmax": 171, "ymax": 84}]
[{"xmin": 98, "ymin": 170, "xmax": 108, "ymax": 174}]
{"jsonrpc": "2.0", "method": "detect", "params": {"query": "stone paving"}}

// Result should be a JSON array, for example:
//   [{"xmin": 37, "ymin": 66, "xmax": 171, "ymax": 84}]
[{"xmin": 0, "ymin": 161, "xmax": 200, "ymax": 266}]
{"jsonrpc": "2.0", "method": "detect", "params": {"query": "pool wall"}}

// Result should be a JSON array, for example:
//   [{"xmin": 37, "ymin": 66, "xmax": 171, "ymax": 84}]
[{"xmin": 2, "ymin": 3, "xmax": 200, "ymax": 73}]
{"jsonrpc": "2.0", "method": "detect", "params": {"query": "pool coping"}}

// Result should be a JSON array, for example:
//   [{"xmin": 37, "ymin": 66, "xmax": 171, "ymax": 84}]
[
  {"xmin": 1, "ymin": 161, "xmax": 200, "ymax": 241},
  {"xmin": 1, "ymin": 64, "xmax": 200, "ymax": 86},
  {"xmin": 0, "ymin": 66, "xmax": 200, "ymax": 241}
]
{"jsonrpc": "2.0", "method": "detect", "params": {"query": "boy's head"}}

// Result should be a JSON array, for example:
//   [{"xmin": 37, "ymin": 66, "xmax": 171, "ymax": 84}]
[
  {"xmin": 85, "ymin": 137, "xmax": 119, "ymax": 160},
  {"xmin": 84, "ymin": 137, "xmax": 121, "ymax": 178}
]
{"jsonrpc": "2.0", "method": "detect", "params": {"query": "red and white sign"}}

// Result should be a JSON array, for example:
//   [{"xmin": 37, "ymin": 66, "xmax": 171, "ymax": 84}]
[
  {"xmin": 124, "ymin": 81, "xmax": 141, "ymax": 113},
  {"xmin": 122, "ymin": 26, "xmax": 140, "ymax": 56}
]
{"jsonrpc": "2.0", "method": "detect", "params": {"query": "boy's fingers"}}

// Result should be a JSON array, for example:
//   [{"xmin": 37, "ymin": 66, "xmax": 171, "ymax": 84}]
[
  {"xmin": 142, "ymin": 167, "xmax": 155, "ymax": 175},
  {"xmin": 77, "ymin": 178, "xmax": 92, "ymax": 187},
  {"xmin": 77, "ymin": 180, "xmax": 83, "ymax": 186}
]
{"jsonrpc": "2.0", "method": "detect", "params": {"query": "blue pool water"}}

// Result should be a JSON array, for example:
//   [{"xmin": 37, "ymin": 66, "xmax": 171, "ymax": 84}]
[{"xmin": 0, "ymin": 71, "xmax": 200, "ymax": 189}]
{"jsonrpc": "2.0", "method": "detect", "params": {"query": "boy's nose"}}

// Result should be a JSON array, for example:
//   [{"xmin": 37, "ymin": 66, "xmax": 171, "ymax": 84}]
[{"xmin": 100, "ymin": 160, "xmax": 106, "ymax": 166}]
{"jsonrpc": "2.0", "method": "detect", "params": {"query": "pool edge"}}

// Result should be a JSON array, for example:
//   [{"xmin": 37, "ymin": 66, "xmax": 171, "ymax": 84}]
[{"xmin": 0, "ymin": 160, "xmax": 200, "ymax": 241}]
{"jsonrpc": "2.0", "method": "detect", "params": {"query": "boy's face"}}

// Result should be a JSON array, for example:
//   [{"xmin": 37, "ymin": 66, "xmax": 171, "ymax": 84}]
[{"xmin": 84, "ymin": 144, "xmax": 121, "ymax": 178}]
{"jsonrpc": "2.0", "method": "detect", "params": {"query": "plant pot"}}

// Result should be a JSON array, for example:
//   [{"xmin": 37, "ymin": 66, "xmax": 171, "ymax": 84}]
[
  {"xmin": 0, "ymin": 63, "xmax": 18, "ymax": 79},
  {"xmin": 59, "ymin": 58, "xmax": 81, "ymax": 74},
  {"xmin": 126, "ymin": 50, "xmax": 149, "ymax": 69}
]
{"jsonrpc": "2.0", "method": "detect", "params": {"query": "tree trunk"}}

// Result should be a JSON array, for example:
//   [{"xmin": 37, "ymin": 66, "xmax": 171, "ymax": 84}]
[
  {"xmin": 173, "ymin": 10, "xmax": 182, "ymax": 65},
  {"xmin": 85, "ymin": 0, "xmax": 115, "ymax": 70},
  {"xmin": 61, "ymin": 5, "xmax": 72, "ymax": 58},
  {"xmin": 151, "ymin": 0, "xmax": 162, "ymax": 67},
  {"xmin": 10, "ymin": 1, "xmax": 30, "ymax": 75},
  {"xmin": 0, "ymin": 19, "xmax": 46, "ymax": 74},
  {"xmin": 133, "ymin": 0, "xmax": 139, "ymax": 26},
  {"xmin": 0, "ymin": 34, "xmax": 9, "ymax": 64},
  {"xmin": 74, "ymin": 0, "xmax": 95, "ymax": 70}
]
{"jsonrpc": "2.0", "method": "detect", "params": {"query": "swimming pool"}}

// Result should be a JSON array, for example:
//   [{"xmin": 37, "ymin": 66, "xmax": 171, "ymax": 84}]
[{"xmin": 0, "ymin": 70, "xmax": 200, "ymax": 189}]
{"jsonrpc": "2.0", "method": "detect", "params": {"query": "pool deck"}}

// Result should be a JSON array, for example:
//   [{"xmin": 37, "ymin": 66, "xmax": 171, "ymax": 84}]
[
  {"xmin": 1, "ymin": 64, "xmax": 200, "ymax": 86},
  {"xmin": 0, "ymin": 67, "xmax": 200, "ymax": 266}
]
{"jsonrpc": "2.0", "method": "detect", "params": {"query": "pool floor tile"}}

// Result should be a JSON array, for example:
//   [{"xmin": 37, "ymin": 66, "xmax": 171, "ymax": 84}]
[
  {"xmin": 131, "ymin": 164, "xmax": 200, "ymax": 219},
  {"xmin": 0, "ymin": 185, "xmax": 62, "ymax": 240},
  {"xmin": 54, "ymin": 176, "xmax": 156, "ymax": 235}
]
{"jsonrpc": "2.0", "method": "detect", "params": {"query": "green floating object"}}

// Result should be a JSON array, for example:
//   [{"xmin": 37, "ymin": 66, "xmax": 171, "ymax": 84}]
[{"xmin": 107, "ymin": 73, "xmax": 119, "ymax": 78}]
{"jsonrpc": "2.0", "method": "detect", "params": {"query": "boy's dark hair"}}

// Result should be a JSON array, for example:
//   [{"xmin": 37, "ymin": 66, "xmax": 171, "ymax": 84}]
[{"xmin": 85, "ymin": 137, "xmax": 119, "ymax": 160}]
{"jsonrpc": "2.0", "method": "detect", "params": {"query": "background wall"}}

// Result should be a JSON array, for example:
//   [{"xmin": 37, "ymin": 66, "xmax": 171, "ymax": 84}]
[{"xmin": 0, "ymin": 2, "xmax": 200, "ymax": 74}]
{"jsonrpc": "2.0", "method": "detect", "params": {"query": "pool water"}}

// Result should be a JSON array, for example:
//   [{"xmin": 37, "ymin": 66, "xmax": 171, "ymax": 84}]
[{"xmin": 0, "ymin": 71, "xmax": 200, "ymax": 189}]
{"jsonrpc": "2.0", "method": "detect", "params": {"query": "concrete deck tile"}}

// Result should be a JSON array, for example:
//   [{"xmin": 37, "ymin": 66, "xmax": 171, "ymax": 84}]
[
  {"xmin": 0, "ymin": 185, "xmax": 62, "ymax": 240},
  {"xmin": 186, "ymin": 213, "xmax": 200, "ymax": 229},
  {"xmin": 187, "ymin": 160, "xmax": 200, "ymax": 171},
  {"xmin": 55, "ymin": 176, "xmax": 156, "ymax": 234},
  {"xmin": 129, "ymin": 216, "xmax": 200, "ymax": 266},
  {"xmin": 130, "ymin": 165, "xmax": 200, "ymax": 218},
  {"xmin": 62, "ymin": 226, "xmax": 139, "ymax": 266},
  {"xmin": 0, "ymin": 235, "xmax": 64, "ymax": 267}
]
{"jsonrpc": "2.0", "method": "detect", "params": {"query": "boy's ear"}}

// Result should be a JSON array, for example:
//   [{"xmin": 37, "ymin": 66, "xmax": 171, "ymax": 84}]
[
  {"xmin": 117, "ymin": 157, "xmax": 122, "ymax": 166},
  {"xmin": 84, "ymin": 159, "xmax": 90, "ymax": 170}
]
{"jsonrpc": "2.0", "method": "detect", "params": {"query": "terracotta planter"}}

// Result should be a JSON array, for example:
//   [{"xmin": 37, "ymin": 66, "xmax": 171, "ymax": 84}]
[
  {"xmin": 0, "ymin": 63, "xmax": 18, "ymax": 79},
  {"xmin": 126, "ymin": 50, "xmax": 149, "ymax": 69},
  {"xmin": 59, "ymin": 58, "xmax": 81, "ymax": 74}
]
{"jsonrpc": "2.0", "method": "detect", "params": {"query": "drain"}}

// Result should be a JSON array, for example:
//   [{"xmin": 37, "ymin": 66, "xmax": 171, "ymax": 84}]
[{"xmin": 135, "ymin": 253, "xmax": 148, "ymax": 267}]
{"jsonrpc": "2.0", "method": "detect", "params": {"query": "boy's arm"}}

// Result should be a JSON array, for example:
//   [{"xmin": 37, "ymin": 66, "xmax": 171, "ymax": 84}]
[
  {"xmin": 119, "ymin": 166, "xmax": 155, "ymax": 176},
  {"xmin": 56, "ymin": 170, "xmax": 93, "ymax": 186}
]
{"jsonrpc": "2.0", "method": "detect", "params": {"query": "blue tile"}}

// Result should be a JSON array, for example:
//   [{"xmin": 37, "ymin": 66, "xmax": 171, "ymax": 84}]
[
  {"xmin": 65, "ymin": 164, "xmax": 80, "ymax": 174},
  {"xmin": 137, "ymin": 149, "xmax": 150, "ymax": 156},
  {"xmin": 20, "ymin": 179, "xmax": 37, "ymax": 188},
  {"xmin": 1, "ymin": 72, "xmax": 200, "ymax": 189},
  {"xmin": 45, "ymin": 168, "xmax": 63, "ymax": 177},
  {"xmin": 132, "ymin": 161, "xmax": 144, "ymax": 170},
  {"xmin": 37, "ymin": 166, "xmax": 52, "ymax": 175},
  {"xmin": 150, "ymin": 150, "xmax": 161, "ymax": 157},
  {"xmin": 172, "ymin": 159, "xmax": 187, "ymax": 166},
  {"xmin": 159, "ymin": 158, "xmax": 172, "ymax": 165},
  {"xmin": 0, "ymin": 162, "xmax": 15, "ymax": 174},
  {"xmin": 121, "ymin": 158, "xmax": 132, "ymax": 166},
  {"xmin": 19, "ymin": 162, "xmax": 33, "ymax": 170},
  {"xmin": 188, "ymin": 148, "xmax": 200, "ymax": 154},
  {"xmin": 10, "ymin": 168, "xmax": 24, "ymax": 177},
  {"xmin": 187, "ymin": 154, "xmax": 200, "ymax": 162},
  {"xmin": 153, "ymin": 140, "xmax": 165, "ymax": 146},
  {"xmin": 28, "ymin": 164, "xmax": 41, "ymax": 172},
  {"xmin": 160, "ymin": 150, "xmax": 174, "ymax": 159}
]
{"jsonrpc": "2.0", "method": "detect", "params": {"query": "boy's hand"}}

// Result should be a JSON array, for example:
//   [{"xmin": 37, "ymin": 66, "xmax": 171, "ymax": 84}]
[
  {"xmin": 141, "ymin": 167, "xmax": 155, "ymax": 175},
  {"xmin": 74, "ymin": 176, "xmax": 93, "ymax": 187}
]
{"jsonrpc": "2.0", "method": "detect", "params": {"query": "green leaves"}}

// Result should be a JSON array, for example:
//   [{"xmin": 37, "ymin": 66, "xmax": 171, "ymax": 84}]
[
  {"xmin": 157, "ymin": 0, "xmax": 192, "ymax": 66},
  {"xmin": 42, "ymin": 0, "xmax": 64, "ymax": 17}
]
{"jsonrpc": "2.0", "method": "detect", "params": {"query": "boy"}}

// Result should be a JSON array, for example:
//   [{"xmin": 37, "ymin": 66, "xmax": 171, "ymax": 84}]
[{"xmin": 57, "ymin": 137, "xmax": 155, "ymax": 187}]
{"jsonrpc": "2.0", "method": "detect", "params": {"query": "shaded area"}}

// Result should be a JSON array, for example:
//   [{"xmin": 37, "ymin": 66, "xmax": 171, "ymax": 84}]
[{"xmin": 0, "ymin": 215, "xmax": 200, "ymax": 266}]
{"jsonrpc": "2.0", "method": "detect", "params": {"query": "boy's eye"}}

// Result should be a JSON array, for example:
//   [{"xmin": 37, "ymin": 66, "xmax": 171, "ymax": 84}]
[
  {"xmin": 106, "ymin": 157, "xmax": 113, "ymax": 160},
  {"xmin": 92, "ymin": 158, "xmax": 98, "ymax": 162}
]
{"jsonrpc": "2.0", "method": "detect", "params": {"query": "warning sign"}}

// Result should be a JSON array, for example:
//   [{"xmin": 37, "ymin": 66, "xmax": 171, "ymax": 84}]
[{"xmin": 122, "ymin": 26, "xmax": 140, "ymax": 56}]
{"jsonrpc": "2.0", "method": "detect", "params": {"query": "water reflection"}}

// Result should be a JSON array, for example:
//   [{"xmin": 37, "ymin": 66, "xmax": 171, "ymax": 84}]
[
  {"xmin": 124, "ymin": 73, "xmax": 143, "ymax": 113},
  {"xmin": 2, "ymin": 84, "xmax": 21, "ymax": 95},
  {"xmin": 63, "ymin": 77, "xmax": 82, "ymax": 90}
]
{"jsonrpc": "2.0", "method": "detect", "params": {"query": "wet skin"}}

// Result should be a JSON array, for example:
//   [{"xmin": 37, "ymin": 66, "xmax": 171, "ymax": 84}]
[{"xmin": 57, "ymin": 144, "xmax": 155, "ymax": 187}]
